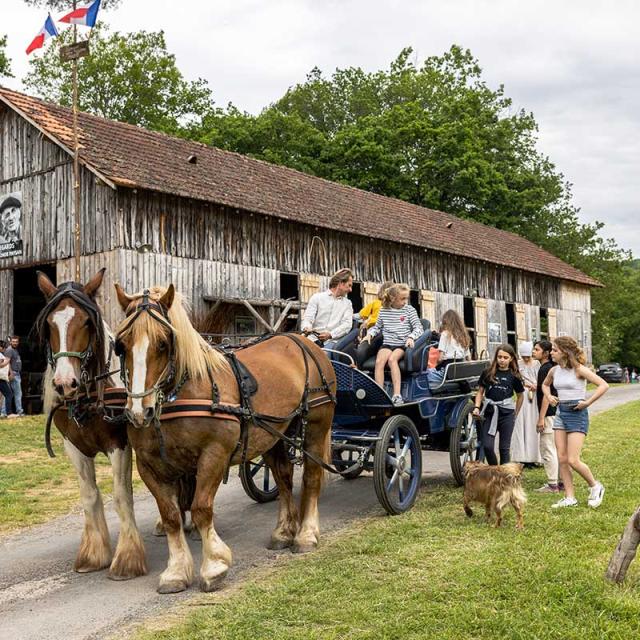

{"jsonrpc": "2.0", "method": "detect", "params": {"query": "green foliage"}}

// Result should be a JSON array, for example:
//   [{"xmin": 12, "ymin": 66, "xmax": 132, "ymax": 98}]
[
  {"xmin": 23, "ymin": 26, "xmax": 214, "ymax": 135},
  {"xmin": 199, "ymin": 46, "xmax": 634, "ymax": 364},
  {"xmin": 0, "ymin": 34, "xmax": 12, "ymax": 78}
]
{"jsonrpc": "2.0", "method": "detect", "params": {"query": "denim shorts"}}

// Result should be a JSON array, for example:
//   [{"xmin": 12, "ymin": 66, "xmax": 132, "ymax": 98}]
[{"xmin": 553, "ymin": 400, "xmax": 589, "ymax": 435}]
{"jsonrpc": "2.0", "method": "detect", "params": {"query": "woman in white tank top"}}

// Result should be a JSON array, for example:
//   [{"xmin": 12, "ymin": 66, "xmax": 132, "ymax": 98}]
[{"xmin": 541, "ymin": 336, "xmax": 609, "ymax": 509}]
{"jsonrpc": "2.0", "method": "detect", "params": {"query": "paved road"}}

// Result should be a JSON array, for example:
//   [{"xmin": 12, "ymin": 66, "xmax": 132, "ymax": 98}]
[{"xmin": 1, "ymin": 384, "xmax": 638, "ymax": 640}]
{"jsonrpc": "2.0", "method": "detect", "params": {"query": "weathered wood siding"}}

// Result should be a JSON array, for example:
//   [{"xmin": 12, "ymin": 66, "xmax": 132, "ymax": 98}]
[
  {"xmin": 113, "ymin": 189, "xmax": 562, "ymax": 308},
  {"xmin": 57, "ymin": 250, "xmax": 280, "ymax": 331},
  {"xmin": 0, "ymin": 107, "xmax": 119, "ymax": 269}
]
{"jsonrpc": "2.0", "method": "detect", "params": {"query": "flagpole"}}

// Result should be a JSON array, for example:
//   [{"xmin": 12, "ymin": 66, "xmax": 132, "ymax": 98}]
[{"xmin": 71, "ymin": 1, "xmax": 81, "ymax": 282}]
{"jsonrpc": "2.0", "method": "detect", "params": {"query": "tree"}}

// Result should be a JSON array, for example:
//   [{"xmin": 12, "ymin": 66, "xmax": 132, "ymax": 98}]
[
  {"xmin": 24, "ymin": 26, "xmax": 214, "ymax": 136},
  {"xmin": 198, "ymin": 46, "xmax": 632, "ymax": 363},
  {"xmin": 0, "ymin": 34, "xmax": 12, "ymax": 78},
  {"xmin": 201, "ymin": 47, "xmax": 586, "ymax": 240}
]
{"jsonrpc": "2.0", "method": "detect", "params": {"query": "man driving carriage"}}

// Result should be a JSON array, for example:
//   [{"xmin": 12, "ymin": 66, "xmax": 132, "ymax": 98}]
[{"xmin": 301, "ymin": 268, "xmax": 354, "ymax": 350}]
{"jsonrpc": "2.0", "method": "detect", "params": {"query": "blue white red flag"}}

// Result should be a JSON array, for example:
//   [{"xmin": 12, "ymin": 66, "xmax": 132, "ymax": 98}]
[
  {"xmin": 26, "ymin": 14, "xmax": 59, "ymax": 55},
  {"xmin": 59, "ymin": 0, "xmax": 102, "ymax": 28}
]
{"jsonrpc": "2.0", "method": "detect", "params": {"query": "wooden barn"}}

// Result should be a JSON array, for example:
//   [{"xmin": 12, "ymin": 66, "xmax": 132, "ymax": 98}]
[{"xmin": 0, "ymin": 87, "xmax": 599, "ymax": 386}]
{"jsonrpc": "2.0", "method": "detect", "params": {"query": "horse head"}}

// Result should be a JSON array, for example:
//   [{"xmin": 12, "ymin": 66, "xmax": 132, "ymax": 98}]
[
  {"xmin": 35, "ymin": 269, "xmax": 107, "ymax": 398},
  {"xmin": 114, "ymin": 283, "xmax": 177, "ymax": 428}
]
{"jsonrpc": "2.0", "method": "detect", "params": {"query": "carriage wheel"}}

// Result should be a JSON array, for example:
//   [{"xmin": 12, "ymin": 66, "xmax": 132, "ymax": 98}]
[
  {"xmin": 373, "ymin": 415, "xmax": 422, "ymax": 515},
  {"xmin": 239, "ymin": 456, "xmax": 280, "ymax": 503},
  {"xmin": 449, "ymin": 401, "xmax": 478, "ymax": 486},
  {"xmin": 332, "ymin": 445, "xmax": 365, "ymax": 480}
]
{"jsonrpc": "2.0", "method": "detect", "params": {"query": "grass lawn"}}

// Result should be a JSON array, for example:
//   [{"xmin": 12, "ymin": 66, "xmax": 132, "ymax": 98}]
[
  {"xmin": 135, "ymin": 401, "xmax": 640, "ymax": 640},
  {"xmin": 0, "ymin": 415, "xmax": 143, "ymax": 535}
]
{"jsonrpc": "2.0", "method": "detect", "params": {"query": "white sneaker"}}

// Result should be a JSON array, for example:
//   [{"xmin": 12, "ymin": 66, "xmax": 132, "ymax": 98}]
[
  {"xmin": 551, "ymin": 497, "xmax": 578, "ymax": 509},
  {"xmin": 588, "ymin": 482, "xmax": 605, "ymax": 508},
  {"xmin": 391, "ymin": 394, "xmax": 404, "ymax": 406}
]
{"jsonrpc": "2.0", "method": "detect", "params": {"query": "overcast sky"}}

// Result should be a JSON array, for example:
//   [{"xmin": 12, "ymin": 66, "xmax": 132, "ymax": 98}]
[{"xmin": 3, "ymin": 0, "xmax": 639, "ymax": 257}]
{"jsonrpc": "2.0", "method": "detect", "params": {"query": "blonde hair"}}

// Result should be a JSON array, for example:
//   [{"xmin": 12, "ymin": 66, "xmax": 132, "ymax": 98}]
[
  {"xmin": 378, "ymin": 281, "xmax": 394, "ymax": 300},
  {"xmin": 440, "ymin": 309, "xmax": 471, "ymax": 349},
  {"xmin": 382, "ymin": 283, "xmax": 410, "ymax": 309},
  {"xmin": 116, "ymin": 287, "xmax": 230, "ymax": 383},
  {"xmin": 553, "ymin": 336, "xmax": 586, "ymax": 370}
]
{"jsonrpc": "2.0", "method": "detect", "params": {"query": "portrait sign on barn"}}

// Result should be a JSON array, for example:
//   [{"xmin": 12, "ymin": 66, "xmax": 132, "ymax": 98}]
[{"xmin": 0, "ymin": 191, "xmax": 23, "ymax": 259}]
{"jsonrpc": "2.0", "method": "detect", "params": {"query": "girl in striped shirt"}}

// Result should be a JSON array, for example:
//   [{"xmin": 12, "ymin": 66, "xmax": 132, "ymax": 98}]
[{"xmin": 364, "ymin": 283, "xmax": 423, "ymax": 405}]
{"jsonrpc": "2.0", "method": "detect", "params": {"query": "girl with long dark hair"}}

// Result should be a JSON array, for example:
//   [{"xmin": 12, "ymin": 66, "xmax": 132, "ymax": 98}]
[{"xmin": 472, "ymin": 344, "xmax": 524, "ymax": 465}]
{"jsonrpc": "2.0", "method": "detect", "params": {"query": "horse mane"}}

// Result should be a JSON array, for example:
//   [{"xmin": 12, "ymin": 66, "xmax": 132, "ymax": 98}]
[
  {"xmin": 120, "ymin": 286, "xmax": 230, "ymax": 382},
  {"xmin": 33, "ymin": 281, "xmax": 107, "ymax": 381}
]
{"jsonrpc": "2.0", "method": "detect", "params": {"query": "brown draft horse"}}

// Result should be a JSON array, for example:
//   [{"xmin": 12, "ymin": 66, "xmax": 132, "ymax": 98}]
[
  {"xmin": 35, "ymin": 270, "xmax": 146, "ymax": 579},
  {"xmin": 114, "ymin": 283, "xmax": 335, "ymax": 593}
]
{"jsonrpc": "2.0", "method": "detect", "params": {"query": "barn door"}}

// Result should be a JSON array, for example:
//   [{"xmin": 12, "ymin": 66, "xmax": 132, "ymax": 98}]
[
  {"xmin": 474, "ymin": 298, "xmax": 489, "ymax": 359},
  {"xmin": 362, "ymin": 282, "xmax": 379, "ymax": 306},
  {"xmin": 300, "ymin": 273, "xmax": 321, "ymax": 303},
  {"xmin": 547, "ymin": 308, "xmax": 558, "ymax": 339},
  {"xmin": 515, "ymin": 303, "xmax": 527, "ymax": 343},
  {"xmin": 420, "ymin": 290, "xmax": 436, "ymax": 328}
]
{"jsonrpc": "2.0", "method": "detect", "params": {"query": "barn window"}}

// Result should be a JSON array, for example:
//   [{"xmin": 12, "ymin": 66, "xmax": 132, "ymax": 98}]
[
  {"xmin": 349, "ymin": 282, "xmax": 363, "ymax": 313},
  {"xmin": 540, "ymin": 308, "xmax": 549, "ymax": 340},
  {"xmin": 464, "ymin": 297, "xmax": 477, "ymax": 358},
  {"xmin": 409, "ymin": 289, "xmax": 421, "ymax": 317},
  {"xmin": 279, "ymin": 272, "xmax": 299, "ymax": 300},
  {"xmin": 505, "ymin": 303, "xmax": 517, "ymax": 348}
]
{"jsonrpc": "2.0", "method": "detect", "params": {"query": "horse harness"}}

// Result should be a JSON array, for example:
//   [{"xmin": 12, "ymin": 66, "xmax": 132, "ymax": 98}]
[{"xmin": 111, "ymin": 290, "xmax": 339, "ymax": 475}]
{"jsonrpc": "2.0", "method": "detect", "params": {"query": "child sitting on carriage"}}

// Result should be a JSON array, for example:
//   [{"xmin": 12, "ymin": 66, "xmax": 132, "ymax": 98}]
[{"xmin": 363, "ymin": 283, "xmax": 423, "ymax": 405}]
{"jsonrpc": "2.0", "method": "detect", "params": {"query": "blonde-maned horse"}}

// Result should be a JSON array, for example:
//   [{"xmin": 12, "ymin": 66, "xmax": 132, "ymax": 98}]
[
  {"xmin": 114, "ymin": 283, "xmax": 335, "ymax": 593},
  {"xmin": 35, "ymin": 270, "xmax": 146, "ymax": 580}
]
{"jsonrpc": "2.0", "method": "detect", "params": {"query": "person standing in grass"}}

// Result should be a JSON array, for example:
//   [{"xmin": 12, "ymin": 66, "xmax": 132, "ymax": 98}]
[
  {"xmin": 472, "ymin": 344, "xmax": 524, "ymax": 465},
  {"xmin": 0, "ymin": 340, "xmax": 15, "ymax": 419},
  {"xmin": 363, "ymin": 283, "xmax": 423, "ymax": 405},
  {"xmin": 533, "ymin": 340, "xmax": 560, "ymax": 493},
  {"xmin": 542, "ymin": 336, "xmax": 609, "ymax": 509},
  {"xmin": 511, "ymin": 341, "xmax": 541, "ymax": 465}
]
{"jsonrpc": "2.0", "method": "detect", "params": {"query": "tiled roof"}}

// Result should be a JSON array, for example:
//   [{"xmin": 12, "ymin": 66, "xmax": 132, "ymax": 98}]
[{"xmin": 0, "ymin": 87, "xmax": 599, "ymax": 287}]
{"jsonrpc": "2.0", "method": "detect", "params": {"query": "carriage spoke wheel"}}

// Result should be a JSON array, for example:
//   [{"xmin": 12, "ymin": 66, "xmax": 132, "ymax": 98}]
[
  {"xmin": 449, "ymin": 401, "xmax": 478, "ymax": 486},
  {"xmin": 239, "ymin": 456, "xmax": 279, "ymax": 503},
  {"xmin": 373, "ymin": 415, "xmax": 422, "ymax": 515}
]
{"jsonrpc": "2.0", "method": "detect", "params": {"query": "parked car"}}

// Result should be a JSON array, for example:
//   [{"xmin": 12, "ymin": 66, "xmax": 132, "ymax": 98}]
[{"xmin": 596, "ymin": 363, "xmax": 625, "ymax": 383}]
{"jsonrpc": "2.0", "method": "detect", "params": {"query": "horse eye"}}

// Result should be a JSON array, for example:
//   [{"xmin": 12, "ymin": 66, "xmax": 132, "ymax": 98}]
[
  {"xmin": 158, "ymin": 341, "xmax": 167, "ymax": 352},
  {"xmin": 114, "ymin": 340, "xmax": 125, "ymax": 356}
]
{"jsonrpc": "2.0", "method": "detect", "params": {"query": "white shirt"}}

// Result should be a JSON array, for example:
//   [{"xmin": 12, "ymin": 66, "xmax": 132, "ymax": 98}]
[
  {"xmin": 301, "ymin": 290, "xmax": 354, "ymax": 340},
  {"xmin": 437, "ymin": 330, "xmax": 470, "ymax": 360}
]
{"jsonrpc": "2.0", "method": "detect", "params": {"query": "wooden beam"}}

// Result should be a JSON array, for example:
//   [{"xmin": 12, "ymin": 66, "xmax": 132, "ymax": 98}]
[
  {"xmin": 241, "ymin": 299, "xmax": 273, "ymax": 332},
  {"xmin": 273, "ymin": 300, "xmax": 293, "ymax": 333}
]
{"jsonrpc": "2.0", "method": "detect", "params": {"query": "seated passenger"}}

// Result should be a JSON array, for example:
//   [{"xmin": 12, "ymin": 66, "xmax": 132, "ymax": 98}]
[
  {"xmin": 362, "ymin": 283, "xmax": 423, "ymax": 405},
  {"xmin": 427, "ymin": 309, "xmax": 472, "ymax": 387},
  {"xmin": 344, "ymin": 281, "xmax": 392, "ymax": 366},
  {"xmin": 301, "ymin": 268, "xmax": 354, "ymax": 349}
]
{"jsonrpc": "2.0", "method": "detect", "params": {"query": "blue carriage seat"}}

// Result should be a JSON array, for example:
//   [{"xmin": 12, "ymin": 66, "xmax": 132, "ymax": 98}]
[
  {"xmin": 428, "ymin": 360, "xmax": 488, "ymax": 395},
  {"xmin": 359, "ymin": 319, "xmax": 433, "ymax": 373}
]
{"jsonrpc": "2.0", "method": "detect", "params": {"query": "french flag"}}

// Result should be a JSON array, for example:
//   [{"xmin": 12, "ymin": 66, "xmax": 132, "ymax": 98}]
[
  {"xmin": 59, "ymin": 0, "xmax": 102, "ymax": 28},
  {"xmin": 26, "ymin": 14, "xmax": 59, "ymax": 55}
]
